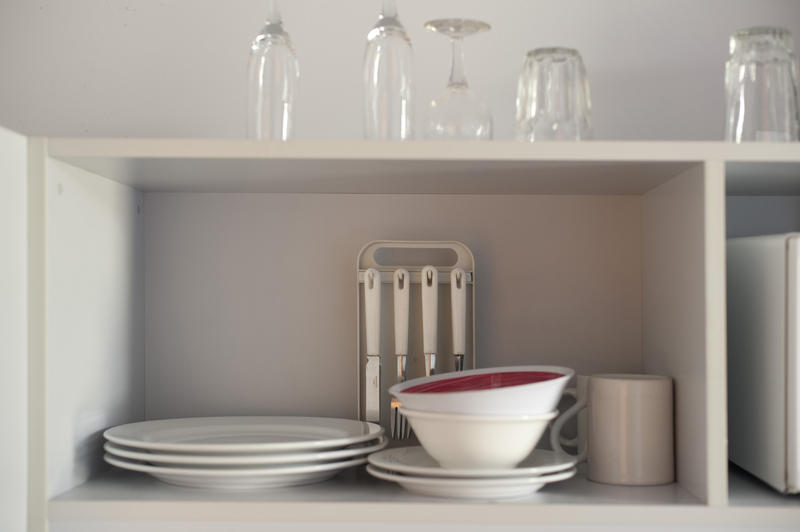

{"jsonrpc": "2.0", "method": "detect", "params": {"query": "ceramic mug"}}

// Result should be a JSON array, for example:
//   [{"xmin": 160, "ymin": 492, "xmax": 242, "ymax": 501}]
[{"xmin": 550, "ymin": 374, "xmax": 675, "ymax": 486}]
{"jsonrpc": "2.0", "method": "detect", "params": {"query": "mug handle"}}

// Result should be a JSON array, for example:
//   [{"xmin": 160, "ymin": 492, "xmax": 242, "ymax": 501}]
[{"xmin": 550, "ymin": 387, "xmax": 588, "ymax": 462}]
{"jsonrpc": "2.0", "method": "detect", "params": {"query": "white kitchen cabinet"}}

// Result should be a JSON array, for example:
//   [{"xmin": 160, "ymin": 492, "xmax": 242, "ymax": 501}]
[{"xmin": 5, "ymin": 132, "xmax": 800, "ymax": 530}]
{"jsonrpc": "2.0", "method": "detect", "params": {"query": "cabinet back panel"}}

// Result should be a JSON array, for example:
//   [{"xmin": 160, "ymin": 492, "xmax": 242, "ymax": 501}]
[{"xmin": 144, "ymin": 194, "xmax": 642, "ymax": 420}]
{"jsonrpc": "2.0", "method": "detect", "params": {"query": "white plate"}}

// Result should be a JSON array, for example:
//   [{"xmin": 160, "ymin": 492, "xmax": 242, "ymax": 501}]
[
  {"xmin": 366, "ymin": 464, "xmax": 576, "ymax": 499},
  {"xmin": 368, "ymin": 447, "xmax": 576, "ymax": 478},
  {"xmin": 105, "ymin": 453, "xmax": 367, "ymax": 489},
  {"xmin": 104, "ymin": 417, "xmax": 383, "ymax": 453},
  {"xmin": 105, "ymin": 437, "xmax": 387, "ymax": 466}
]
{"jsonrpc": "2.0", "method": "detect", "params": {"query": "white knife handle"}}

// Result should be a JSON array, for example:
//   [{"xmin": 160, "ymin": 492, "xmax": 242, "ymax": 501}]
[
  {"xmin": 393, "ymin": 269, "xmax": 410, "ymax": 356},
  {"xmin": 422, "ymin": 265, "xmax": 438, "ymax": 355},
  {"xmin": 451, "ymin": 268, "xmax": 467, "ymax": 356},
  {"xmin": 364, "ymin": 268, "xmax": 382, "ymax": 356}
]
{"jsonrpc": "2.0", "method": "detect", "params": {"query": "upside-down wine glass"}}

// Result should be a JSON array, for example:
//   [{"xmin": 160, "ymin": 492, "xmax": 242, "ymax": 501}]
[
  {"xmin": 363, "ymin": 0, "xmax": 414, "ymax": 140},
  {"xmin": 247, "ymin": 0, "xmax": 299, "ymax": 140},
  {"xmin": 424, "ymin": 19, "xmax": 493, "ymax": 140}
]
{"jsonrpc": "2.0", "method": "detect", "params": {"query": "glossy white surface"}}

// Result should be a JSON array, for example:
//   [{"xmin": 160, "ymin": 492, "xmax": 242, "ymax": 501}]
[
  {"xmin": 390, "ymin": 365, "xmax": 573, "ymax": 416},
  {"xmin": 368, "ymin": 447, "xmax": 575, "ymax": 478},
  {"xmin": 366, "ymin": 464, "xmax": 576, "ymax": 499},
  {"xmin": 104, "ymin": 454, "xmax": 367, "ymax": 490},
  {"xmin": 104, "ymin": 437, "xmax": 387, "ymax": 466},
  {"xmin": 104, "ymin": 417, "xmax": 382, "ymax": 453},
  {"xmin": 400, "ymin": 408, "xmax": 557, "ymax": 469},
  {"xmin": 0, "ymin": 126, "xmax": 28, "ymax": 532}
]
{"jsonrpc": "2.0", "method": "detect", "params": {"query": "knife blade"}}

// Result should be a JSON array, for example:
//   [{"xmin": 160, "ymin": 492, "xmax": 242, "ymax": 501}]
[
  {"xmin": 422, "ymin": 265, "xmax": 438, "ymax": 376},
  {"xmin": 364, "ymin": 268, "xmax": 382, "ymax": 423},
  {"xmin": 451, "ymin": 267, "xmax": 467, "ymax": 372}
]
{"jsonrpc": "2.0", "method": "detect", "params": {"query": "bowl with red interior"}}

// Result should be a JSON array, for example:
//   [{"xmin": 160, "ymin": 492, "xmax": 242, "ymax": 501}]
[{"xmin": 389, "ymin": 365, "xmax": 573, "ymax": 416}]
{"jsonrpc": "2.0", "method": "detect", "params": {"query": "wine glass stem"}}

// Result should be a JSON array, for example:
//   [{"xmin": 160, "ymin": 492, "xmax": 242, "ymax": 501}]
[
  {"xmin": 381, "ymin": 0, "xmax": 398, "ymax": 18},
  {"xmin": 265, "ymin": 0, "xmax": 281, "ymax": 23},
  {"xmin": 449, "ymin": 37, "xmax": 468, "ymax": 88}
]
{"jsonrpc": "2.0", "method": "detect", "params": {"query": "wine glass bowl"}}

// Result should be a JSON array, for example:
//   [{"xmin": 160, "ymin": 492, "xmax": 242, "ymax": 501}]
[{"xmin": 424, "ymin": 18, "xmax": 493, "ymax": 140}]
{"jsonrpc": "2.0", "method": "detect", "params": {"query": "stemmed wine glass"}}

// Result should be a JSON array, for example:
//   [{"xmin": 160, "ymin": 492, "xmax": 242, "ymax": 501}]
[
  {"xmin": 424, "ymin": 19, "xmax": 493, "ymax": 140},
  {"xmin": 247, "ymin": 0, "xmax": 299, "ymax": 141},
  {"xmin": 363, "ymin": 0, "xmax": 414, "ymax": 140}
]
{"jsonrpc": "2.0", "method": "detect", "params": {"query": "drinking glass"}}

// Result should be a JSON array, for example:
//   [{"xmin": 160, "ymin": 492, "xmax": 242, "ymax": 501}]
[
  {"xmin": 363, "ymin": 0, "xmax": 414, "ymax": 140},
  {"xmin": 516, "ymin": 47, "xmax": 592, "ymax": 141},
  {"xmin": 424, "ymin": 19, "xmax": 493, "ymax": 140},
  {"xmin": 247, "ymin": 0, "xmax": 299, "ymax": 140},
  {"xmin": 725, "ymin": 27, "xmax": 799, "ymax": 142}
]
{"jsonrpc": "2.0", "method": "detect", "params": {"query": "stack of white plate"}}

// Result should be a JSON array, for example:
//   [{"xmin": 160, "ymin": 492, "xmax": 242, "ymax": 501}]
[
  {"xmin": 367, "ymin": 446, "xmax": 576, "ymax": 499},
  {"xmin": 103, "ymin": 416, "xmax": 385, "ymax": 489}
]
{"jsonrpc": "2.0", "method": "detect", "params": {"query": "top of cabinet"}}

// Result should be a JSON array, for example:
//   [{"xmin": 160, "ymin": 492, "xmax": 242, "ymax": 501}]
[{"xmin": 42, "ymin": 138, "xmax": 800, "ymax": 194}]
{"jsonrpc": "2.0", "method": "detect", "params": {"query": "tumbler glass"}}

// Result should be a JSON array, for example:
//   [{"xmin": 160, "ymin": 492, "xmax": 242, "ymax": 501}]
[
  {"xmin": 516, "ymin": 47, "xmax": 592, "ymax": 141},
  {"xmin": 247, "ymin": 0, "xmax": 299, "ymax": 141},
  {"xmin": 725, "ymin": 27, "xmax": 799, "ymax": 142},
  {"xmin": 363, "ymin": 0, "xmax": 414, "ymax": 140}
]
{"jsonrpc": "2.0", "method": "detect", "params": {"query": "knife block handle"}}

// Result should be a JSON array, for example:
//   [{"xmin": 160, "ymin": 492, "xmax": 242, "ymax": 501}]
[
  {"xmin": 451, "ymin": 267, "xmax": 467, "ymax": 356},
  {"xmin": 393, "ymin": 269, "xmax": 410, "ymax": 356},
  {"xmin": 364, "ymin": 268, "xmax": 382, "ymax": 356},
  {"xmin": 422, "ymin": 265, "xmax": 438, "ymax": 355}
]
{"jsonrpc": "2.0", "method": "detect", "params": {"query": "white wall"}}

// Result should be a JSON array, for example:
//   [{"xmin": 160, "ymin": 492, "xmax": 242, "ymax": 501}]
[
  {"xmin": 0, "ymin": 126, "xmax": 28, "ymax": 531},
  {"xmin": 1, "ymin": 0, "xmax": 799, "ymax": 140}
]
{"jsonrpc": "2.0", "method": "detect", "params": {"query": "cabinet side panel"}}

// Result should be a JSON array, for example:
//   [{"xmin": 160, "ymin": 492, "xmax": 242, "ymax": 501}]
[
  {"xmin": 0, "ymin": 126, "xmax": 29, "ymax": 531},
  {"xmin": 727, "ymin": 235, "xmax": 790, "ymax": 493},
  {"xmin": 46, "ymin": 160, "xmax": 145, "ymax": 496},
  {"xmin": 643, "ymin": 163, "xmax": 726, "ymax": 504}
]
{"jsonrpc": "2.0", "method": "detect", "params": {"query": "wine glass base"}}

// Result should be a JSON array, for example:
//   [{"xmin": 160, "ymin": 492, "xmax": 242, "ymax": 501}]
[{"xmin": 424, "ymin": 18, "xmax": 491, "ymax": 39}]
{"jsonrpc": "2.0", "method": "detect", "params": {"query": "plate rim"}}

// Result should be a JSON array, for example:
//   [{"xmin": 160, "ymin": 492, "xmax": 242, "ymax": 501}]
[
  {"xmin": 103, "ymin": 416, "xmax": 383, "ymax": 453},
  {"xmin": 367, "ymin": 446, "xmax": 576, "ymax": 478},
  {"xmin": 104, "ymin": 437, "xmax": 387, "ymax": 465},
  {"xmin": 104, "ymin": 452, "xmax": 368, "ymax": 477},
  {"xmin": 365, "ymin": 464, "xmax": 577, "ymax": 487}
]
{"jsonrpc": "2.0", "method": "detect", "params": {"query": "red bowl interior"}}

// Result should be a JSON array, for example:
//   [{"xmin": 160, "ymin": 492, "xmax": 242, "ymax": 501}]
[{"xmin": 402, "ymin": 371, "xmax": 564, "ymax": 394}]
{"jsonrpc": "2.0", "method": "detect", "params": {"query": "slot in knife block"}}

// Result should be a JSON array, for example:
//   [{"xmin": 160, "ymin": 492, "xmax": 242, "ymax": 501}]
[{"xmin": 356, "ymin": 241, "xmax": 476, "ymax": 428}]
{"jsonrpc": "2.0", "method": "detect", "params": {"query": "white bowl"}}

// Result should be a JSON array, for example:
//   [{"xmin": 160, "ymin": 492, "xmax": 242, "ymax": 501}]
[
  {"xmin": 389, "ymin": 365, "xmax": 573, "ymax": 416},
  {"xmin": 400, "ymin": 407, "xmax": 558, "ymax": 469}
]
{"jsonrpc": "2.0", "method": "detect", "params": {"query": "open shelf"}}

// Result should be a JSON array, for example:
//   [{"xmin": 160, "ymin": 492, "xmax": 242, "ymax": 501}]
[{"xmin": 11, "ymin": 137, "xmax": 800, "ymax": 529}]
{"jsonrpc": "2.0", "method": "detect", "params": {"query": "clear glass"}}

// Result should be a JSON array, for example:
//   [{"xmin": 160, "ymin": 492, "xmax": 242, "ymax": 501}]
[
  {"xmin": 516, "ymin": 47, "xmax": 592, "ymax": 141},
  {"xmin": 363, "ymin": 0, "xmax": 414, "ymax": 140},
  {"xmin": 424, "ymin": 19, "xmax": 493, "ymax": 140},
  {"xmin": 725, "ymin": 27, "xmax": 799, "ymax": 142},
  {"xmin": 247, "ymin": 0, "xmax": 299, "ymax": 140}
]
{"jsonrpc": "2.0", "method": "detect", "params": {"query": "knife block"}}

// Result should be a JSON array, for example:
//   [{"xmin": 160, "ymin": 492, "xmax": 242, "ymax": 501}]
[{"xmin": 356, "ymin": 241, "xmax": 476, "ymax": 428}]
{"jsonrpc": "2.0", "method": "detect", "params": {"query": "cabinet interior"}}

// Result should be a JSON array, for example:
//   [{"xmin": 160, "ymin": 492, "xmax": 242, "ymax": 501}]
[{"xmin": 40, "ymin": 150, "xmax": 724, "ymax": 513}]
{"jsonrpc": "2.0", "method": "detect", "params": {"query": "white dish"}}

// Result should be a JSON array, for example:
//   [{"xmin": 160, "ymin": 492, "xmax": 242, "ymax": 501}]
[
  {"xmin": 105, "ymin": 437, "xmax": 387, "ymax": 466},
  {"xmin": 368, "ymin": 446, "xmax": 575, "ymax": 478},
  {"xmin": 389, "ymin": 365, "xmax": 573, "ymax": 416},
  {"xmin": 366, "ymin": 464, "xmax": 576, "ymax": 499},
  {"xmin": 104, "ymin": 417, "xmax": 382, "ymax": 453},
  {"xmin": 400, "ymin": 407, "xmax": 557, "ymax": 469},
  {"xmin": 104, "ymin": 453, "xmax": 367, "ymax": 489}
]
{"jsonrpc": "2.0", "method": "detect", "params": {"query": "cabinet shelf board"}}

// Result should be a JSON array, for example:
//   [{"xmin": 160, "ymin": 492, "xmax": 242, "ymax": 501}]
[
  {"xmin": 44, "ymin": 139, "xmax": 800, "ymax": 195},
  {"xmin": 48, "ymin": 468, "xmax": 800, "ymax": 527}
]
